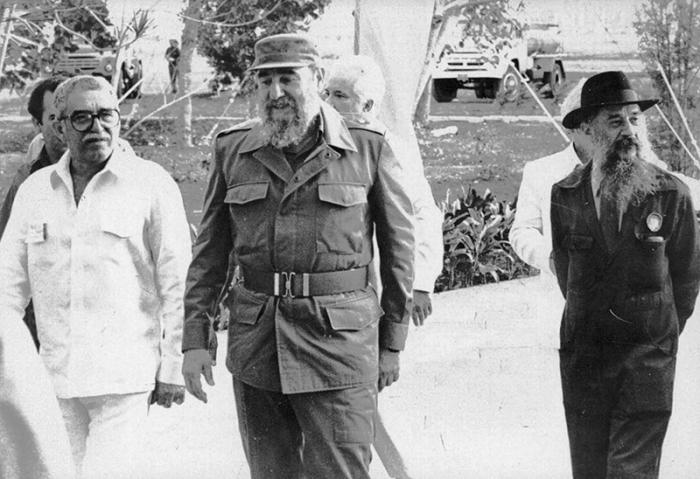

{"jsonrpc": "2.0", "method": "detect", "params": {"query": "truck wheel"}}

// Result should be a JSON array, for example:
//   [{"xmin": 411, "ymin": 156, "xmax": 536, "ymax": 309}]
[
  {"xmin": 482, "ymin": 79, "xmax": 498, "ymax": 99},
  {"xmin": 549, "ymin": 63, "xmax": 564, "ymax": 97},
  {"xmin": 475, "ymin": 82, "xmax": 486, "ymax": 99},
  {"xmin": 432, "ymin": 79, "xmax": 458, "ymax": 103},
  {"xmin": 498, "ymin": 70, "xmax": 520, "ymax": 102}
]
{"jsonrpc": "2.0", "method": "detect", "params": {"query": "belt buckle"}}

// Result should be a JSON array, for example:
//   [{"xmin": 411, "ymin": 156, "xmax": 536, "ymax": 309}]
[
  {"xmin": 273, "ymin": 272, "xmax": 310, "ymax": 297},
  {"xmin": 282, "ymin": 272, "xmax": 296, "ymax": 298}
]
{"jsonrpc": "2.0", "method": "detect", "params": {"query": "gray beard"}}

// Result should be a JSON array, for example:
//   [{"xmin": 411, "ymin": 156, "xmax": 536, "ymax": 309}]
[
  {"xmin": 599, "ymin": 136, "xmax": 659, "ymax": 207},
  {"xmin": 258, "ymin": 95, "xmax": 317, "ymax": 149}
]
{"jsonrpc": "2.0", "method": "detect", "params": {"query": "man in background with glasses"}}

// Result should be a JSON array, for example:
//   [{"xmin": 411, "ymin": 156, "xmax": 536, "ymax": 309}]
[{"xmin": 0, "ymin": 75, "xmax": 192, "ymax": 479}]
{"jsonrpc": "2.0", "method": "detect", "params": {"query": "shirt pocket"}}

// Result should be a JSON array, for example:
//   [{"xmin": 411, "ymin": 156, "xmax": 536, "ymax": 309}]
[
  {"xmin": 225, "ymin": 182, "xmax": 270, "ymax": 256},
  {"xmin": 25, "ymin": 219, "xmax": 60, "ymax": 272},
  {"xmin": 632, "ymin": 235, "xmax": 668, "ymax": 290},
  {"xmin": 316, "ymin": 182, "xmax": 367, "ymax": 255},
  {"xmin": 99, "ymin": 205, "xmax": 151, "ymax": 292},
  {"xmin": 101, "ymin": 212, "xmax": 140, "ymax": 239}
]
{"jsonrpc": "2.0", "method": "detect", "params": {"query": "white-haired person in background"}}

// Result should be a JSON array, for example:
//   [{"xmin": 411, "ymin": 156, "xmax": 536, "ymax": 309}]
[{"xmin": 324, "ymin": 54, "xmax": 444, "ymax": 325}]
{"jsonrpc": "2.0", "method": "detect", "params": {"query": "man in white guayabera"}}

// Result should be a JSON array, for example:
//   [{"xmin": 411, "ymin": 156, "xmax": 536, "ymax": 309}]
[{"xmin": 0, "ymin": 75, "xmax": 192, "ymax": 479}]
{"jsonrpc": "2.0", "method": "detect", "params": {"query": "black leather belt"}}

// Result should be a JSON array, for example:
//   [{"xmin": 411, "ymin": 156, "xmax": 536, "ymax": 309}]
[{"xmin": 241, "ymin": 266, "xmax": 368, "ymax": 298}]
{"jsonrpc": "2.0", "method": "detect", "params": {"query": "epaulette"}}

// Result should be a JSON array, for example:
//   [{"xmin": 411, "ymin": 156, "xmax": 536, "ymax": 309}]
[
  {"xmin": 215, "ymin": 118, "xmax": 261, "ymax": 139},
  {"xmin": 344, "ymin": 116, "xmax": 387, "ymax": 136}
]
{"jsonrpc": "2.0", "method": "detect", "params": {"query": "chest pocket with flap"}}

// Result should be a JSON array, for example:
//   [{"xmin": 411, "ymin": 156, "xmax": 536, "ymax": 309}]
[
  {"xmin": 316, "ymin": 183, "xmax": 367, "ymax": 254},
  {"xmin": 225, "ymin": 182, "xmax": 270, "ymax": 253}
]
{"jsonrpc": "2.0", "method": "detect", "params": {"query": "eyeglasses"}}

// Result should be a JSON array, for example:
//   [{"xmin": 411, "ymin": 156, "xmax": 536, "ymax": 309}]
[{"xmin": 64, "ymin": 109, "xmax": 120, "ymax": 132}]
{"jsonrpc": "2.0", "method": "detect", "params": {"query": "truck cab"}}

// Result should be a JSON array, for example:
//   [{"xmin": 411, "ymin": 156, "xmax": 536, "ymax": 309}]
[
  {"xmin": 432, "ymin": 23, "xmax": 565, "ymax": 103},
  {"xmin": 49, "ymin": 42, "xmax": 143, "ymax": 99}
]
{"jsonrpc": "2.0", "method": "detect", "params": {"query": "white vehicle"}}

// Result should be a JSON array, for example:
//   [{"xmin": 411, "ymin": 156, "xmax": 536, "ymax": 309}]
[{"xmin": 432, "ymin": 23, "xmax": 565, "ymax": 103}]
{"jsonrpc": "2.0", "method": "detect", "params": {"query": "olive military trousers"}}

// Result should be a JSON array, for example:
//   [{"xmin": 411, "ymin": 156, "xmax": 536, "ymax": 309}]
[
  {"xmin": 233, "ymin": 378, "xmax": 377, "ymax": 479},
  {"xmin": 560, "ymin": 344, "xmax": 674, "ymax": 479}
]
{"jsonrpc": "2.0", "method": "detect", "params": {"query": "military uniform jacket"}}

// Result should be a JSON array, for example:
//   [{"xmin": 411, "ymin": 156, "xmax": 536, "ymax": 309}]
[
  {"xmin": 183, "ymin": 103, "xmax": 415, "ymax": 393},
  {"xmin": 551, "ymin": 161, "xmax": 700, "ymax": 356}
]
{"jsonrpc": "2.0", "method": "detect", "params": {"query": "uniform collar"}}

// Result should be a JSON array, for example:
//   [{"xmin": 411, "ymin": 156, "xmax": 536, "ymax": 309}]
[{"xmin": 239, "ymin": 102, "xmax": 357, "ymax": 154}]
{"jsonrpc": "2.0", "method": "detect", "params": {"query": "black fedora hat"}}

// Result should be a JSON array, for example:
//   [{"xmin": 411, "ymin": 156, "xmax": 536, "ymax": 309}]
[{"xmin": 562, "ymin": 71, "xmax": 659, "ymax": 129}]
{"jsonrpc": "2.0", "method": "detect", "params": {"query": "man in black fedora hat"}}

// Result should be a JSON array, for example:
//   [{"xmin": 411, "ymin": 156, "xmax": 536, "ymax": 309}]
[
  {"xmin": 181, "ymin": 33, "xmax": 415, "ymax": 479},
  {"xmin": 550, "ymin": 70, "xmax": 700, "ymax": 478}
]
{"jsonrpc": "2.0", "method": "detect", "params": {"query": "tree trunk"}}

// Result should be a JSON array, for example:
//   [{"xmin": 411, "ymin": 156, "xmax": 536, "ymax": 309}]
[
  {"xmin": 0, "ymin": 5, "xmax": 16, "ymax": 78},
  {"xmin": 177, "ymin": 0, "xmax": 203, "ymax": 147},
  {"xmin": 412, "ymin": 3, "xmax": 457, "ymax": 126}
]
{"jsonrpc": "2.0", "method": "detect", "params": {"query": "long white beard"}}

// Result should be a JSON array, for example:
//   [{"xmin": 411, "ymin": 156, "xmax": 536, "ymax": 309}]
[
  {"xmin": 598, "ymin": 135, "xmax": 659, "ymax": 207},
  {"xmin": 258, "ymin": 90, "xmax": 320, "ymax": 149}
]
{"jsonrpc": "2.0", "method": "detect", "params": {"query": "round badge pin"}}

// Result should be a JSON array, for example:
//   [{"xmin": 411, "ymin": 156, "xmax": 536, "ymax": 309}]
[{"xmin": 646, "ymin": 212, "xmax": 663, "ymax": 232}]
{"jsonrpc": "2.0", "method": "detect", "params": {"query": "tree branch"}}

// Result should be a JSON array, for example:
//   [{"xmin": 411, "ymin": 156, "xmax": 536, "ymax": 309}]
[
  {"xmin": 84, "ymin": 5, "xmax": 110, "ymax": 31},
  {"xmin": 183, "ymin": 0, "xmax": 284, "ymax": 28},
  {"xmin": 53, "ymin": 11, "xmax": 100, "ymax": 49}
]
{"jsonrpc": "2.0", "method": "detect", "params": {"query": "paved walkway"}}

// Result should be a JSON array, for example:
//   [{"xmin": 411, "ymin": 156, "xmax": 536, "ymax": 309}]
[{"xmin": 134, "ymin": 277, "xmax": 700, "ymax": 478}]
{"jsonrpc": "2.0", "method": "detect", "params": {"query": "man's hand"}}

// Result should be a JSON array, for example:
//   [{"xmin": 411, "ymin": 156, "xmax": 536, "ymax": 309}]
[
  {"xmin": 412, "ymin": 290, "xmax": 432, "ymax": 326},
  {"xmin": 378, "ymin": 349, "xmax": 400, "ymax": 392},
  {"xmin": 150, "ymin": 381, "xmax": 185, "ymax": 408},
  {"xmin": 182, "ymin": 349, "xmax": 215, "ymax": 403}
]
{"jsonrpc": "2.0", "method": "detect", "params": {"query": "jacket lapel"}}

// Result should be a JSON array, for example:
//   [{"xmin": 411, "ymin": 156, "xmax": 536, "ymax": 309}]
[
  {"xmin": 577, "ymin": 167, "xmax": 610, "ymax": 256},
  {"xmin": 251, "ymin": 146, "xmax": 294, "ymax": 184}
]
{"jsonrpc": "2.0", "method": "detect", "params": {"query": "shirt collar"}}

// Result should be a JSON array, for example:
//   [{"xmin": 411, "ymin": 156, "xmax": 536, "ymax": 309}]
[
  {"xmin": 50, "ymin": 143, "xmax": 131, "ymax": 189},
  {"xmin": 239, "ymin": 101, "xmax": 358, "ymax": 154}
]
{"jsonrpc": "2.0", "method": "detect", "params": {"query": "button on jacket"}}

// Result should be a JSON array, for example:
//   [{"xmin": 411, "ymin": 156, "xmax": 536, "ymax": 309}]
[
  {"xmin": 183, "ymin": 103, "xmax": 415, "ymax": 393},
  {"xmin": 0, "ymin": 148, "xmax": 192, "ymax": 398}
]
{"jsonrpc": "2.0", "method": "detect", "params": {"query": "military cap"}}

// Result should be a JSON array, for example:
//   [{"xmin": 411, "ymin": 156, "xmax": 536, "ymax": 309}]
[{"xmin": 248, "ymin": 33, "xmax": 320, "ymax": 71}]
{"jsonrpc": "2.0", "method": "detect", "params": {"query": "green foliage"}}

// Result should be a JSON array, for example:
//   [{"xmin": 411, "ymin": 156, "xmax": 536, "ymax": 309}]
[
  {"xmin": 50, "ymin": 0, "xmax": 116, "ymax": 50},
  {"xmin": 456, "ymin": 0, "xmax": 525, "ymax": 50},
  {"xmin": 435, "ymin": 187, "xmax": 537, "ymax": 292},
  {"xmin": 634, "ymin": 0, "xmax": 700, "ymax": 176},
  {"xmin": 196, "ymin": 0, "xmax": 332, "ymax": 81}
]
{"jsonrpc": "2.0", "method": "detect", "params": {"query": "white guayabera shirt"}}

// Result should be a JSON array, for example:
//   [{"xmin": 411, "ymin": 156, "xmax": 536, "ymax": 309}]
[{"xmin": 0, "ymin": 147, "xmax": 191, "ymax": 398}]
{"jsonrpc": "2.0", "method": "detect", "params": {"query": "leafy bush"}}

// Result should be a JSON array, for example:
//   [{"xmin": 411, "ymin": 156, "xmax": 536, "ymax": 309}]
[
  {"xmin": 634, "ymin": 0, "xmax": 700, "ymax": 177},
  {"xmin": 435, "ymin": 187, "xmax": 537, "ymax": 292}
]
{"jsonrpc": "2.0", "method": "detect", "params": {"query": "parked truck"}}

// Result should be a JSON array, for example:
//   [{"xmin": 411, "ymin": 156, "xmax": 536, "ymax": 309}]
[
  {"xmin": 432, "ymin": 22, "xmax": 565, "ymax": 103},
  {"xmin": 46, "ymin": 42, "xmax": 143, "ymax": 99}
]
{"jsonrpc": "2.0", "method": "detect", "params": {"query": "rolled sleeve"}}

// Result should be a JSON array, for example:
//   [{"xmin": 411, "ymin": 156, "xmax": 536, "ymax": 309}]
[
  {"xmin": 510, "ymin": 162, "xmax": 550, "ymax": 271},
  {"xmin": 384, "ymin": 131, "xmax": 442, "ymax": 292},
  {"xmin": 149, "ymin": 171, "xmax": 192, "ymax": 385},
  {"xmin": 0, "ymin": 184, "xmax": 32, "ymax": 327},
  {"xmin": 411, "ymin": 175, "xmax": 443, "ymax": 292},
  {"xmin": 371, "ymin": 137, "xmax": 416, "ymax": 351},
  {"xmin": 183, "ymin": 137, "xmax": 233, "ymax": 352}
]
